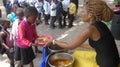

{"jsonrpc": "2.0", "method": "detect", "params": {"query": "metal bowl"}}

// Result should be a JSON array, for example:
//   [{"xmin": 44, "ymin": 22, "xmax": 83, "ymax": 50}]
[
  {"xmin": 48, "ymin": 53, "xmax": 74, "ymax": 67},
  {"xmin": 48, "ymin": 45, "xmax": 66, "ymax": 53}
]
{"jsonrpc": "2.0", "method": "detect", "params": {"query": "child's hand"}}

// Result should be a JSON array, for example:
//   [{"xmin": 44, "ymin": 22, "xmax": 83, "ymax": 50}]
[
  {"xmin": 9, "ymin": 48, "xmax": 14, "ymax": 53},
  {"xmin": 32, "ymin": 43, "xmax": 38, "ymax": 46}
]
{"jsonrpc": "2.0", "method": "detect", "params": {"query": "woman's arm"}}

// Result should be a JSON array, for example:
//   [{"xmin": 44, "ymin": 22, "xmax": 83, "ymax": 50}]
[{"xmin": 52, "ymin": 26, "xmax": 94, "ymax": 50}]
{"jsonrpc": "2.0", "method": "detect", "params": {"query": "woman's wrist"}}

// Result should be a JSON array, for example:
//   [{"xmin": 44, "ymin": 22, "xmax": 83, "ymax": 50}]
[{"xmin": 52, "ymin": 40, "xmax": 56, "ymax": 45}]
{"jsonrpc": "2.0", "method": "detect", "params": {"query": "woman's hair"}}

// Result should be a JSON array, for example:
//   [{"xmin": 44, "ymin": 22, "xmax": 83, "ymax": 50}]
[
  {"xmin": 24, "ymin": 6, "xmax": 38, "ymax": 18},
  {"xmin": 84, "ymin": 0, "xmax": 113, "ymax": 22}
]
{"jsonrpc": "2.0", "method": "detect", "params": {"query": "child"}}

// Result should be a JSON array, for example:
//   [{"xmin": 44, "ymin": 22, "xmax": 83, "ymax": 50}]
[
  {"xmin": 35, "ymin": 0, "xmax": 44, "ymax": 24},
  {"xmin": 56, "ymin": 0, "xmax": 63, "ymax": 29},
  {"xmin": 68, "ymin": 0, "xmax": 76, "ymax": 28},
  {"xmin": 62, "ymin": 0, "xmax": 70, "ymax": 28},
  {"xmin": 43, "ymin": 0, "xmax": 50, "ymax": 25},
  {"xmin": 11, "ymin": 7, "xmax": 41, "ymax": 54},
  {"xmin": 7, "ymin": 4, "xmax": 18, "ymax": 26},
  {"xmin": 11, "ymin": 8, "xmax": 24, "ymax": 41},
  {"xmin": 49, "ymin": 0, "xmax": 57, "ymax": 29},
  {"xmin": 0, "ymin": 18, "xmax": 14, "ymax": 67},
  {"xmin": 6, "ymin": 0, "xmax": 12, "ymax": 15},
  {"xmin": 14, "ymin": 6, "xmax": 39, "ymax": 67},
  {"xmin": 10, "ymin": 7, "xmax": 24, "ymax": 67}
]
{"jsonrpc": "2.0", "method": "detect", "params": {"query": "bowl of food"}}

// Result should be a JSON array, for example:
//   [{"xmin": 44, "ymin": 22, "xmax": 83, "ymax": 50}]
[
  {"xmin": 36, "ymin": 35, "xmax": 53, "ymax": 46},
  {"xmin": 48, "ymin": 53, "xmax": 74, "ymax": 67}
]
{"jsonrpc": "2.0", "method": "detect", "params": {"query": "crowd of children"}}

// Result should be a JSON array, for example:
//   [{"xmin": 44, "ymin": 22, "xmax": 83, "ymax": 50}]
[{"xmin": 2, "ymin": 0, "xmax": 79, "ymax": 29}]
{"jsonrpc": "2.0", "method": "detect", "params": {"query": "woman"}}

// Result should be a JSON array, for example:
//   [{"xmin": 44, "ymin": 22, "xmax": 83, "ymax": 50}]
[{"xmin": 47, "ymin": 0, "xmax": 119, "ymax": 67}]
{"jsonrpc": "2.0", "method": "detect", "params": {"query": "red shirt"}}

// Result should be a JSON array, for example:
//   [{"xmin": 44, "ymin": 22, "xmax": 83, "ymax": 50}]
[{"xmin": 16, "ymin": 19, "xmax": 38, "ymax": 48}]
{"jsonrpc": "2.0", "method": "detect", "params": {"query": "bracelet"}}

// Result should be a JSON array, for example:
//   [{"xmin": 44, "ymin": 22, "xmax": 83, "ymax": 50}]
[{"xmin": 52, "ymin": 40, "xmax": 55, "ymax": 45}]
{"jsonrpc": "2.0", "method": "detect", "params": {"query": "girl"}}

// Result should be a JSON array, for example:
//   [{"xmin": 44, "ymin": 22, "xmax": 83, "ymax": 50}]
[
  {"xmin": 47, "ymin": 0, "xmax": 119, "ymax": 67},
  {"xmin": 7, "ymin": 4, "xmax": 18, "ymax": 25},
  {"xmin": 14, "ymin": 6, "xmax": 39, "ymax": 67},
  {"xmin": 0, "ymin": 18, "xmax": 14, "ymax": 67},
  {"xmin": 11, "ymin": 8, "xmax": 24, "ymax": 41},
  {"xmin": 68, "ymin": 0, "xmax": 76, "ymax": 28}
]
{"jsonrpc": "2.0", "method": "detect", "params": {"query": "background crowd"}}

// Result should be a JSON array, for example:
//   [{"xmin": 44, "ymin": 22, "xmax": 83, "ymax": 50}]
[{"xmin": 2, "ymin": 0, "xmax": 79, "ymax": 29}]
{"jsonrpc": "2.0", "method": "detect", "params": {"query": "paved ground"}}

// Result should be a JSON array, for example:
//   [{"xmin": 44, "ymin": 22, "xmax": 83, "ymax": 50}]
[{"xmin": 1, "ymin": 0, "xmax": 120, "ymax": 67}]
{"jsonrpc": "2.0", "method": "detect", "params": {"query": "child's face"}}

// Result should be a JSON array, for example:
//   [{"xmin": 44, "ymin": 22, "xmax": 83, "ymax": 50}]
[
  {"xmin": 27, "ymin": 15, "xmax": 38, "ymax": 24},
  {"xmin": 18, "ymin": 13, "xmax": 24, "ymax": 20}
]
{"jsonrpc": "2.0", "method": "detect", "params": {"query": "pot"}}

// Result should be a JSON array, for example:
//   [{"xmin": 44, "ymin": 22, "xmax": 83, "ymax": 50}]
[{"xmin": 48, "ymin": 53, "xmax": 74, "ymax": 67}]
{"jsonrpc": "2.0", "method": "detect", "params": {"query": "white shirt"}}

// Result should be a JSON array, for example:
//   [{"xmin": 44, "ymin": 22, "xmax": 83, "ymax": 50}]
[
  {"xmin": 11, "ymin": 19, "xmax": 22, "ymax": 39},
  {"xmin": 50, "ymin": 2, "xmax": 56, "ymax": 16},
  {"xmin": 43, "ymin": 0, "xmax": 50, "ymax": 15},
  {"xmin": 35, "ymin": 1, "xmax": 43, "ymax": 13},
  {"xmin": 62, "ymin": 0, "xmax": 70, "ymax": 11},
  {"xmin": 9, "ymin": 0, "xmax": 14, "ymax": 5}
]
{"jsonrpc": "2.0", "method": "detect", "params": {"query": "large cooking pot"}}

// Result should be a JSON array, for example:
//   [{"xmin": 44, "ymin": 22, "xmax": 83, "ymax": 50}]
[
  {"xmin": 48, "ymin": 45, "xmax": 67, "ymax": 53},
  {"xmin": 48, "ymin": 53, "xmax": 74, "ymax": 67}
]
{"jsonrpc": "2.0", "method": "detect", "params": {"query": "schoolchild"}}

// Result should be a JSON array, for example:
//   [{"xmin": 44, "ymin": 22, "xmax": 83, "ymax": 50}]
[
  {"xmin": 0, "ymin": 18, "xmax": 14, "ymax": 67},
  {"xmin": 14, "ymin": 6, "xmax": 39, "ymax": 67}
]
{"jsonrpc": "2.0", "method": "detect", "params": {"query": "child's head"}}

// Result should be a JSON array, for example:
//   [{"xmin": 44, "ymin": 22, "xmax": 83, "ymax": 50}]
[
  {"xmin": 0, "ymin": 18, "xmax": 10, "ymax": 29},
  {"xmin": 16, "ymin": 8, "xmax": 24, "ymax": 20},
  {"xmin": 11, "ymin": 4, "xmax": 18, "ymax": 14},
  {"xmin": 24, "ymin": 6, "xmax": 38, "ymax": 24}
]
